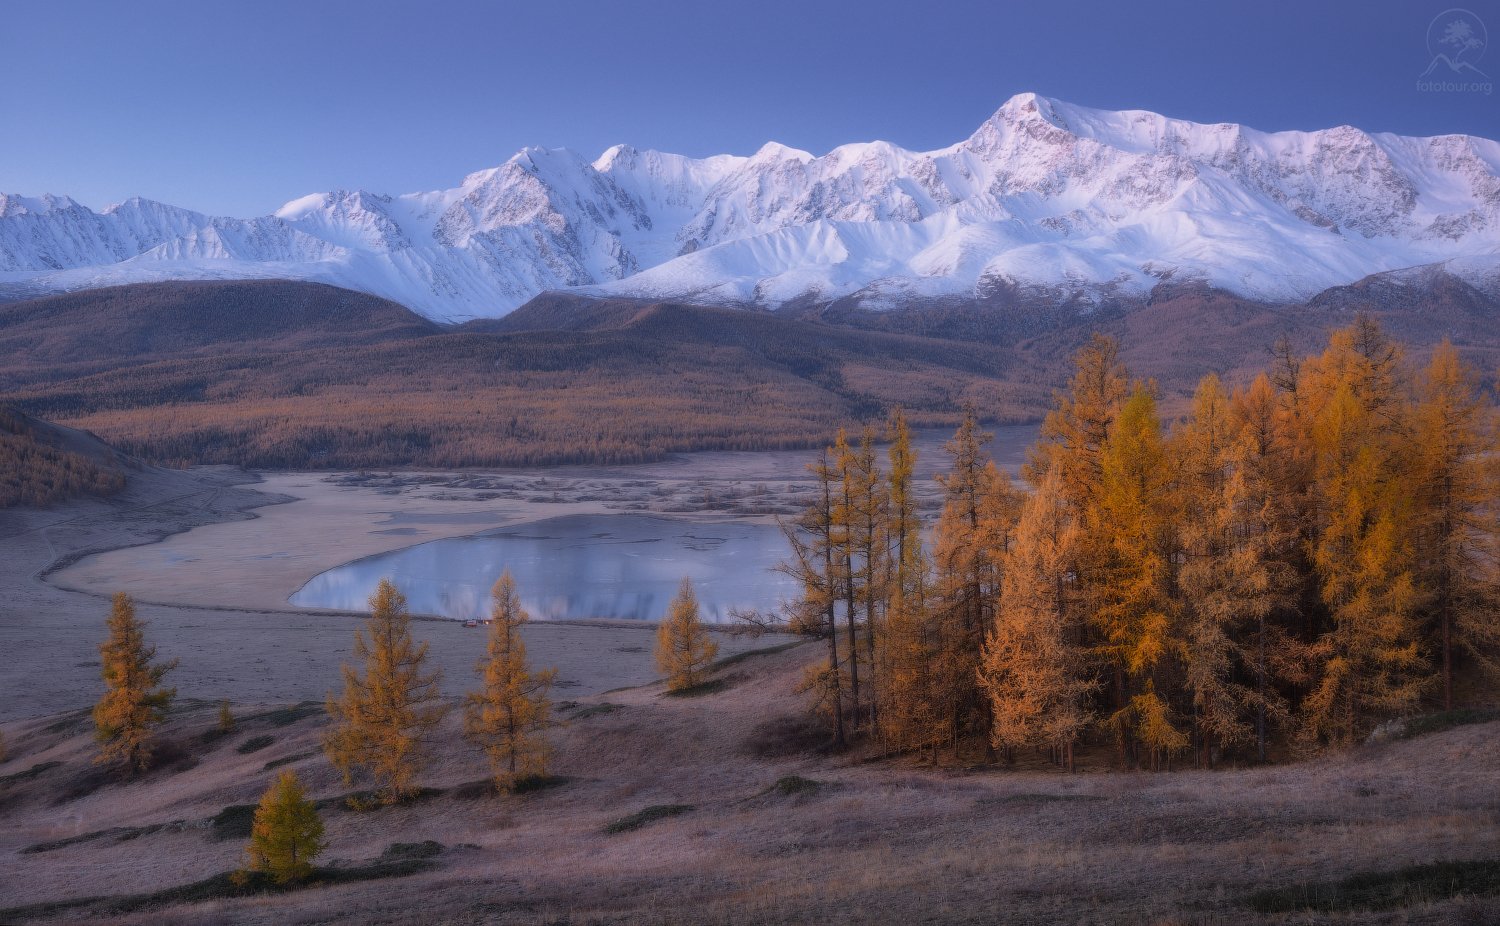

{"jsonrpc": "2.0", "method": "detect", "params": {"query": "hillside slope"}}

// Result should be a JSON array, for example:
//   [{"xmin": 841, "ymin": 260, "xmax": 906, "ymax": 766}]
[
  {"xmin": 0, "ymin": 641, "xmax": 1495, "ymax": 924},
  {"xmin": 0, "ymin": 282, "xmax": 1039, "ymax": 468},
  {"xmin": 4, "ymin": 276, "xmax": 1496, "ymax": 469},
  {"xmin": 0, "ymin": 406, "xmax": 127, "ymax": 508}
]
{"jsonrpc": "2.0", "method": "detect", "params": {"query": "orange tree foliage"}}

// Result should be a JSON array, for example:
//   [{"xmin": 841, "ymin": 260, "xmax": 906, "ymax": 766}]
[
  {"xmin": 464, "ymin": 571, "xmax": 557, "ymax": 791},
  {"xmin": 655, "ymin": 577, "xmax": 719, "ymax": 692},
  {"xmin": 791, "ymin": 317, "xmax": 1500, "ymax": 768},
  {"xmin": 324, "ymin": 579, "xmax": 449, "ymax": 804},
  {"xmin": 93, "ymin": 593, "xmax": 177, "ymax": 773}
]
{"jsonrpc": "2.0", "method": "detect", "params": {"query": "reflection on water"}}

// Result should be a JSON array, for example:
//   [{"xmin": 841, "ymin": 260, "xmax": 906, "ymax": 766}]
[{"xmin": 290, "ymin": 514, "xmax": 796, "ymax": 623}]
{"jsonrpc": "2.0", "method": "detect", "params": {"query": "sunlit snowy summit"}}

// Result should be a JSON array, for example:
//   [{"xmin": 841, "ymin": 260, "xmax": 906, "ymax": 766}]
[{"xmin": 3, "ymin": 93, "xmax": 1498, "ymax": 322}]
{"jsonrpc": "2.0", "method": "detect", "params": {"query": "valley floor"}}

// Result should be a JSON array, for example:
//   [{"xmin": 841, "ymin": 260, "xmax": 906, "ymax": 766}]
[
  {"xmin": 0, "ymin": 459, "xmax": 815, "ymax": 724},
  {"xmin": 1, "ymin": 454, "xmax": 1496, "ymax": 924}
]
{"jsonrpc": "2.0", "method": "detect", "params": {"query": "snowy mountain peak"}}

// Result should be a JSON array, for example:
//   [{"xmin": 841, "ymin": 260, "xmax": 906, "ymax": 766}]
[
  {"xmin": 751, "ymin": 141, "xmax": 816, "ymax": 163},
  {"xmin": 4, "ymin": 95, "xmax": 1499, "ymax": 321},
  {"xmin": 0, "ymin": 193, "xmax": 84, "ymax": 218}
]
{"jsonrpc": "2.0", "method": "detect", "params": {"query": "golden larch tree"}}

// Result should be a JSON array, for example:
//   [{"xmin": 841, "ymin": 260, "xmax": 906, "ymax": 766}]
[
  {"xmin": 780, "ymin": 446, "xmax": 847, "ymax": 746},
  {"xmin": 838, "ymin": 426, "xmax": 889, "ymax": 730},
  {"xmin": 979, "ymin": 468, "xmax": 1095, "ymax": 770},
  {"xmin": 830, "ymin": 429, "xmax": 864, "ymax": 721},
  {"xmin": 1173, "ymin": 373, "xmax": 1301, "ymax": 765},
  {"xmin": 324, "ymin": 578, "xmax": 449, "ymax": 804},
  {"xmin": 931, "ymin": 408, "xmax": 1022, "ymax": 751},
  {"xmin": 655, "ymin": 577, "xmax": 719, "ymax": 692},
  {"xmin": 240, "ymin": 770, "xmax": 326, "ymax": 884},
  {"xmin": 1227, "ymin": 372, "xmax": 1307, "ymax": 762},
  {"xmin": 93, "ymin": 592, "xmax": 177, "ymax": 773},
  {"xmin": 464, "ymin": 571, "xmax": 557, "ymax": 791},
  {"xmin": 1294, "ymin": 319, "xmax": 1424, "ymax": 748},
  {"xmin": 877, "ymin": 408, "xmax": 943, "ymax": 757},
  {"xmin": 1410, "ymin": 340, "xmax": 1500, "ymax": 708},
  {"xmin": 1095, "ymin": 386, "xmax": 1186, "ymax": 768}
]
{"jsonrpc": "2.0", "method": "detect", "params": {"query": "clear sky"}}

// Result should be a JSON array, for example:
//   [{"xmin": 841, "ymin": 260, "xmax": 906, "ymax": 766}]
[{"xmin": 3, "ymin": 0, "xmax": 1496, "ymax": 216}]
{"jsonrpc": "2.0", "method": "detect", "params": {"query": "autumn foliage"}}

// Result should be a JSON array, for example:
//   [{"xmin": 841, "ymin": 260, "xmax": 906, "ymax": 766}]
[
  {"xmin": 784, "ymin": 318, "xmax": 1500, "ymax": 768},
  {"xmin": 655, "ymin": 577, "xmax": 719, "ymax": 692},
  {"xmin": 0, "ymin": 406, "xmax": 124, "ymax": 508},
  {"xmin": 239, "ymin": 770, "xmax": 326, "ymax": 885},
  {"xmin": 93, "ymin": 593, "xmax": 177, "ymax": 773},
  {"xmin": 324, "ymin": 579, "xmax": 449, "ymax": 803},
  {"xmin": 464, "ymin": 571, "xmax": 557, "ymax": 791}
]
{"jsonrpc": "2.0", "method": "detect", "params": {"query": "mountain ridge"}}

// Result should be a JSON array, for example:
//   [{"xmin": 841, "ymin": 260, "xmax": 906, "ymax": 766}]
[{"xmin": 3, "ymin": 93, "xmax": 1499, "ymax": 322}]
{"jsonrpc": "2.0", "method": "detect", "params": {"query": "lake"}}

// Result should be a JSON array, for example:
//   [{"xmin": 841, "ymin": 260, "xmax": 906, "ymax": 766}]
[{"xmin": 290, "ymin": 513, "xmax": 798, "ymax": 622}]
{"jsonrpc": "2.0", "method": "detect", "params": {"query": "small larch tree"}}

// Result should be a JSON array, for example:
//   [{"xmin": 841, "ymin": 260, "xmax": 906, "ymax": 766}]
[
  {"xmin": 656, "ymin": 577, "xmax": 719, "ymax": 692},
  {"xmin": 465, "ymin": 571, "xmax": 557, "ymax": 791},
  {"xmin": 93, "ymin": 592, "xmax": 177, "ymax": 773},
  {"xmin": 217, "ymin": 700, "xmax": 236, "ymax": 734},
  {"xmin": 324, "ymin": 578, "xmax": 449, "ymax": 804},
  {"xmin": 240, "ymin": 770, "xmax": 326, "ymax": 885}
]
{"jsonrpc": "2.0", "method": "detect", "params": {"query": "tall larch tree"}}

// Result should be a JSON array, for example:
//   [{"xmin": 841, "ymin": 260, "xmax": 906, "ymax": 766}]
[
  {"xmin": 1174, "ymin": 373, "xmax": 1296, "ymax": 766},
  {"xmin": 877, "ymin": 408, "xmax": 942, "ymax": 756},
  {"xmin": 979, "ymin": 469, "xmax": 1095, "ymax": 770},
  {"xmin": 1410, "ymin": 340, "xmax": 1500, "ymax": 708},
  {"xmin": 1301, "ymin": 320, "xmax": 1424, "ymax": 747},
  {"xmin": 325, "ymin": 578, "xmax": 450, "ymax": 805},
  {"xmin": 1095, "ymin": 386, "xmax": 1186, "ymax": 768},
  {"xmin": 931, "ymin": 408, "xmax": 1021, "ymax": 751},
  {"xmin": 844, "ymin": 426, "xmax": 889, "ymax": 730},
  {"xmin": 94, "ymin": 592, "xmax": 177, "ymax": 773},
  {"xmin": 1026, "ymin": 333, "xmax": 1130, "ymax": 730},
  {"xmin": 1229, "ymin": 373, "xmax": 1306, "ymax": 762},
  {"xmin": 831, "ymin": 429, "xmax": 863, "ymax": 724},
  {"xmin": 655, "ymin": 577, "xmax": 719, "ymax": 692},
  {"xmin": 780, "ymin": 446, "xmax": 846, "ymax": 746},
  {"xmin": 465, "ymin": 571, "xmax": 557, "ymax": 791},
  {"xmin": 886, "ymin": 408, "xmax": 922, "ymax": 608}
]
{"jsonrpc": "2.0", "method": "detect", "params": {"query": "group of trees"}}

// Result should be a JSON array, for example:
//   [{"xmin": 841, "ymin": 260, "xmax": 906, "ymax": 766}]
[
  {"xmin": 87, "ymin": 576, "xmax": 561, "ymax": 883},
  {"xmin": 90, "ymin": 569, "xmax": 719, "ymax": 881},
  {"xmin": 0, "ymin": 406, "xmax": 124, "ymax": 508},
  {"xmin": 324, "ymin": 574, "xmax": 559, "ymax": 803},
  {"xmin": 784, "ymin": 318, "xmax": 1500, "ymax": 769}
]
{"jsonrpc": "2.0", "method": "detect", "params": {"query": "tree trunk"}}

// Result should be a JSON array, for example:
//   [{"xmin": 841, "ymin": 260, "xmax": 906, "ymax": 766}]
[
  {"xmin": 1256, "ymin": 613, "xmax": 1267, "ymax": 764},
  {"xmin": 827, "ymin": 609, "xmax": 844, "ymax": 748},
  {"xmin": 1442, "ymin": 600, "xmax": 1453, "ymax": 712}
]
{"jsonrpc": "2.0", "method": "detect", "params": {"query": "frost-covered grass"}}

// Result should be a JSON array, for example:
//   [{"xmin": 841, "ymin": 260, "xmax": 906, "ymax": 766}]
[{"xmin": 0, "ymin": 639, "xmax": 1496, "ymax": 924}]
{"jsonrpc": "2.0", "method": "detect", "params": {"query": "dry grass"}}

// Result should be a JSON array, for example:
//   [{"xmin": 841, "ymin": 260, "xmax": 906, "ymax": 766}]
[{"xmin": 1, "ymin": 642, "xmax": 1495, "ymax": 925}]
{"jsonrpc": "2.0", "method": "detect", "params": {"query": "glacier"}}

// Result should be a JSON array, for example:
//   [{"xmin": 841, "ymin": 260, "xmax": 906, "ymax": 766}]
[{"xmin": 3, "ymin": 93, "xmax": 1498, "ymax": 323}]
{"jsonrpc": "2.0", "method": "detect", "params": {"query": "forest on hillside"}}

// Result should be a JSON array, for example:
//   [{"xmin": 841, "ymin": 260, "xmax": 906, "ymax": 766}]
[
  {"xmin": 774, "ymin": 317, "xmax": 1500, "ymax": 768},
  {"xmin": 0, "ymin": 407, "xmax": 125, "ymax": 508}
]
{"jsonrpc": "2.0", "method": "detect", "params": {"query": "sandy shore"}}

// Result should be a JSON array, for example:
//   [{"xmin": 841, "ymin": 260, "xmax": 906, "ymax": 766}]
[
  {"xmin": 0, "ymin": 462, "xmax": 799, "ymax": 723},
  {"xmin": 52, "ymin": 472, "xmax": 743, "ymax": 614}
]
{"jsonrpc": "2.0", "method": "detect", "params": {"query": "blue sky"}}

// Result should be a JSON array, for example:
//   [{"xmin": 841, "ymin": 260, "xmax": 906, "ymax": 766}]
[{"xmin": 3, "ymin": 0, "xmax": 1496, "ymax": 216}]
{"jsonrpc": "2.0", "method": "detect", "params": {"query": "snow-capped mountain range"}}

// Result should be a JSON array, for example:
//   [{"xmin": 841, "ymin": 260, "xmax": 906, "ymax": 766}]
[{"xmin": 4, "ymin": 93, "xmax": 1499, "ymax": 323}]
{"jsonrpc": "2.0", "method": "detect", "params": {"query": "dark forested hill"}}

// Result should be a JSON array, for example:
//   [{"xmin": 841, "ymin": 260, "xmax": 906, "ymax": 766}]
[{"xmin": 3, "ymin": 277, "xmax": 1496, "ymax": 470}]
